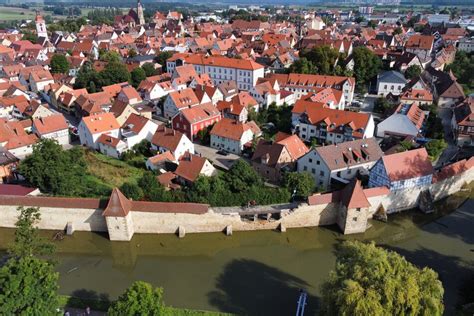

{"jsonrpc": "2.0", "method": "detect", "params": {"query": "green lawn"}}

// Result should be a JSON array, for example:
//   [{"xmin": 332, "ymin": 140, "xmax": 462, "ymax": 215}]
[{"xmin": 83, "ymin": 149, "xmax": 145, "ymax": 190}]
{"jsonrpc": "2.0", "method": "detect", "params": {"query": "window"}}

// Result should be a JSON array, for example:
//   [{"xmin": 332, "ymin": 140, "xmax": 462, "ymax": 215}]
[
  {"xmin": 356, "ymin": 208, "xmax": 361, "ymax": 212},
  {"xmin": 320, "ymin": 171, "xmax": 324, "ymax": 176},
  {"xmin": 309, "ymin": 158, "xmax": 313, "ymax": 163},
  {"xmin": 311, "ymin": 168, "xmax": 316, "ymax": 174},
  {"xmin": 303, "ymin": 166, "xmax": 308, "ymax": 171},
  {"xmin": 353, "ymin": 217, "xmax": 358, "ymax": 222},
  {"xmin": 316, "ymin": 160, "xmax": 320, "ymax": 165}
]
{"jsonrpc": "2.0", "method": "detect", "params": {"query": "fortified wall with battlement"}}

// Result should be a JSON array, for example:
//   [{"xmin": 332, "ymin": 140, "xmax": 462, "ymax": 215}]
[{"xmin": 0, "ymin": 159, "xmax": 472, "ymax": 241}]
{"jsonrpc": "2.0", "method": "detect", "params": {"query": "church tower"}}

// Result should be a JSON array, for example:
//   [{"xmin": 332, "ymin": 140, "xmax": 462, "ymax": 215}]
[
  {"xmin": 35, "ymin": 11, "xmax": 48, "ymax": 39},
  {"xmin": 137, "ymin": 0, "xmax": 145, "ymax": 25}
]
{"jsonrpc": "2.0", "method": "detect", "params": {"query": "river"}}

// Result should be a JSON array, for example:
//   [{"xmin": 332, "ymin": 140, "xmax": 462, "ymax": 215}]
[{"xmin": 0, "ymin": 195, "xmax": 473, "ymax": 315}]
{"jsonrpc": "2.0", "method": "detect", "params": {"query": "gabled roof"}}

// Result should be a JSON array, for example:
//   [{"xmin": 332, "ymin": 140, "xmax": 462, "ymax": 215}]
[
  {"xmin": 151, "ymin": 126, "xmax": 186, "ymax": 153},
  {"xmin": 378, "ymin": 70, "xmax": 408, "ymax": 84},
  {"xmin": 381, "ymin": 148, "xmax": 433, "ymax": 182},
  {"xmin": 33, "ymin": 113, "xmax": 68, "ymax": 135},
  {"xmin": 174, "ymin": 152, "xmax": 208, "ymax": 182},
  {"xmin": 314, "ymin": 138, "xmax": 383, "ymax": 171},
  {"xmin": 81, "ymin": 112, "xmax": 120, "ymax": 134}
]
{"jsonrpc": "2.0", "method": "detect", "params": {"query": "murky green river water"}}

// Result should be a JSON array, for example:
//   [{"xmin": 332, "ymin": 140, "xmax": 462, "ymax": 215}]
[{"xmin": 1, "ymin": 198, "xmax": 473, "ymax": 315}]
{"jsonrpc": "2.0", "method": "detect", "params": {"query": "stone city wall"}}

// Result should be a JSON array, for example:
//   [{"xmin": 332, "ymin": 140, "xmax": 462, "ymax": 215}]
[{"xmin": 0, "ymin": 168, "xmax": 471, "ymax": 240}]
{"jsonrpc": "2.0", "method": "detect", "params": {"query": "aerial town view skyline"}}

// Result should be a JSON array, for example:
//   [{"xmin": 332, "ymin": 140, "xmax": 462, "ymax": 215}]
[{"xmin": 0, "ymin": 0, "xmax": 473, "ymax": 315}]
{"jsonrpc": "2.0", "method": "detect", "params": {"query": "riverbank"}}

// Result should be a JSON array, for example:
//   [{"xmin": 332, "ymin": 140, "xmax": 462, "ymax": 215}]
[{"xmin": 58, "ymin": 295, "xmax": 232, "ymax": 315}]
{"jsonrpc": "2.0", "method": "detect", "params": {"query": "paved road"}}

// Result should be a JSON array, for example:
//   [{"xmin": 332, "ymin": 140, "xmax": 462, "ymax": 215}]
[
  {"xmin": 436, "ymin": 107, "xmax": 459, "ymax": 168},
  {"xmin": 194, "ymin": 144, "xmax": 241, "ymax": 171}
]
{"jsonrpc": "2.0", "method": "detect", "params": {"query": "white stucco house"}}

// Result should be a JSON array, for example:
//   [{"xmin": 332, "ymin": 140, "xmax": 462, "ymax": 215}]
[
  {"xmin": 376, "ymin": 71, "xmax": 408, "ymax": 97},
  {"xmin": 78, "ymin": 113, "xmax": 121, "ymax": 149}
]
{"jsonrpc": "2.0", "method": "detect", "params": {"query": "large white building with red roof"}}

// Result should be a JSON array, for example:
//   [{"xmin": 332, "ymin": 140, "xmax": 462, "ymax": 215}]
[
  {"xmin": 167, "ymin": 54, "xmax": 265, "ymax": 91},
  {"xmin": 292, "ymin": 101, "xmax": 375, "ymax": 145},
  {"xmin": 78, "ymin": 113, "xmax": 121, "ymax": 149}
]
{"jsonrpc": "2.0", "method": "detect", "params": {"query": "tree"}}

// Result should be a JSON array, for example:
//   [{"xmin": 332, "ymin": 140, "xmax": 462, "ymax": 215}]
[
  {"xmin": 18, "ymin": 140, "xmax": 88, "ymax": 196},
  {"xmin": 9, "ymin": 207, "xmax": 55, "ymax": 258},
  {"xmin": 0, "ymin": 256, "xmax": 59, "ymax": 315},
  {"xmin": 373, "ymin": 97, "xmax": 392, "ymax": 114},
  {"xmin": 405, "ymin": 65, "xmax": 422, "ymax": 80},
  {"xmin": 445, "ymin": 51, "xmax": 474, "ymax": 93},
  {"xmin": 131, "ymin": 67, "xmax": 146, "ymax": 88},
  {"xmin": 154, "ymin": 51, "xmax": 173, "ymax": 72},
  {"xmin": 282, "ymin": 172, "xmax": 315, "ymax": 200},
  {"xmin": 50, "ymin": 54, "xmax": 70, "ymax": 74},
  {"xmin": 141, "ymin": 62, "xmax": 158, "ymax": 77},
  {"xmin": 138, "ymin": 172, "xmax": 168, "ymax": 202},
  {"xmin": 0, "ymin": 206, "xmax": 59, "ymax": 314},
  {"xmin": 100, "ymin": 50, "xmax": 121, "ymax": 63},
  {"xmin": 108, "ymin": 281, "xmax": 165, "ymax": 316},
  {"xmin": 321, "ymin": 241, "xmax": 444, "ymax": 316},
  {"xmin": 425, "ymin": 139, "xmax": 447, "ymax": 161},
  {"xmin": 352, "ymin": 46, "xmax": 382, "ymax": 87},
  {"xmin": 120, "ymin": 182, "xmax": 143, "ymax": 201},
  {"xmin": 300, "ymin": 45, "xmax": 340, "ymax": 75},
  {"xmin": 288, "ymin": 57, "xmax": 314, "ymax": 74},
  {"xmin": 128, "ymin": 48, "xmax": 137, "ymax": 58},
  {"xmin": 223, "ymin": 159, "xmax": 263, "ymax": 192},
  {"xmin": 100, "ymin": 61, "xmax": 131, "ymax": 87}
]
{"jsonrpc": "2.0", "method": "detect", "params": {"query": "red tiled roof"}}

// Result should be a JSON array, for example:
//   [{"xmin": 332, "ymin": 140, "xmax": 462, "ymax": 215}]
[
  {"xmin": 174, "ymin": 152, "xmax": 208, "ymax": 182},
  {"xmin": 0, "ymin": 184, "xmax": 37, "ymax": 196},
  {"xmin": 381, "ymin": 148, "xmax": 433, "ymax": 182},
  {"xmin": 33, "ymin": 113, "xmax": 68, "ymax": 135}
]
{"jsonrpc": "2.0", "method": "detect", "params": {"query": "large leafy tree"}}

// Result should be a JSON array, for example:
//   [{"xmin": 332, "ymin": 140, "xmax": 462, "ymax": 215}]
[
  {"xmin": 282, "ymin": 172, "xmax": 315, "ymax": 199},
  {"xmin": 141, "ymin": 62, "xmax": 158, "ymax": 77},
  {"xmin": 100, "ymin": 61, "xmax": 131, "ymax": 87},
  {"xmin": 0, "ymin": 256, "xmax": 59, "ymax": 315},
  {"xmin": 50, "ymin": 54, "xmax": 70, "ymax": 74},
  {"xmin": 0, "ymin": 207, "xmax": 59, "ymax": 315},
  {"xmin": 289, "ymin": 57, "xmax": 314, "ymax": 74},
  {"xmin": 352, "ymin": 46, "xmax": 382, "ymax": 87},
  {"xmin": 154, "ymin": 51, "xmax": 173, "ymax": 72},
  {"xmin": 301, "ymin": 45, "xmax": 341, "ymax": 75},
  {"xmin": 446, "ymin": 51, "xmax": 474, "ymax": 93},
  {"xmin": 18, "ymin": 139, "xmax": 87, "ymax": 196},
  {"xmin": 108, "ymin": 281, "xmax": 165, "ymax": 316},
  {"xmin": 131, "ymin": 67, "xmax": 146, "ymax": 88},
  {"xmin": 405, "ymin": 65, "xmax": 422, "ymax": 80},
  {"xmin": 321, "ymin": 241, "xmax": 444, "ymax": 316}
]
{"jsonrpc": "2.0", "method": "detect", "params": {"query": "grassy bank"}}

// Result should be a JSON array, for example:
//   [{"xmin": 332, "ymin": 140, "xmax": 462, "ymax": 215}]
[
  {"xmin": 83, "ymin": 149, "xmax": 144, "ymax": 189},
  {"xmin": 58, "ymin": 295, "xmax": 232, "ymax": 315}
]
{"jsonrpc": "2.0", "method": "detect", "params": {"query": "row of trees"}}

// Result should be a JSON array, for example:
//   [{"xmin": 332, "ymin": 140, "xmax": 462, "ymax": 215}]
[
  {"xmin": 289, "ymin": 45, "xmax": 350, "ymax": 77},
  {"xmin": 0, "ymin": 207, "xmax": 445, "ymax": 315},
  {"xmin": 120, "ymin": 159, "xmax": 297, "ymax": 207},
  {"xmin": 18, "ymin": 139, "xmax": 313, "ymax": 206},
  {"xmin": 73, "ymin": 55, "xmax": 143, "ymax": 92},
  {"xmin": 289, "ymin": 46, "xmax": 381, "ymax": 92},
  {"xmin": 87, "ymin": 8, "xmax": 123, "ymax": 25}
]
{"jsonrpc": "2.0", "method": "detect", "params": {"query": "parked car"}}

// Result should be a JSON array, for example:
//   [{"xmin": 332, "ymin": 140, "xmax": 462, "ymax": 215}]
[{"xmin": 216, "ymin": 150, "xmax": 229, "ymax": 156}]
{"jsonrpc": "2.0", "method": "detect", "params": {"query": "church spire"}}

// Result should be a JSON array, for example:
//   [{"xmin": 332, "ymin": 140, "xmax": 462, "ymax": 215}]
[{"xmin": 137, "ymin": 0, "xmax": 145, "ymax": 25}]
